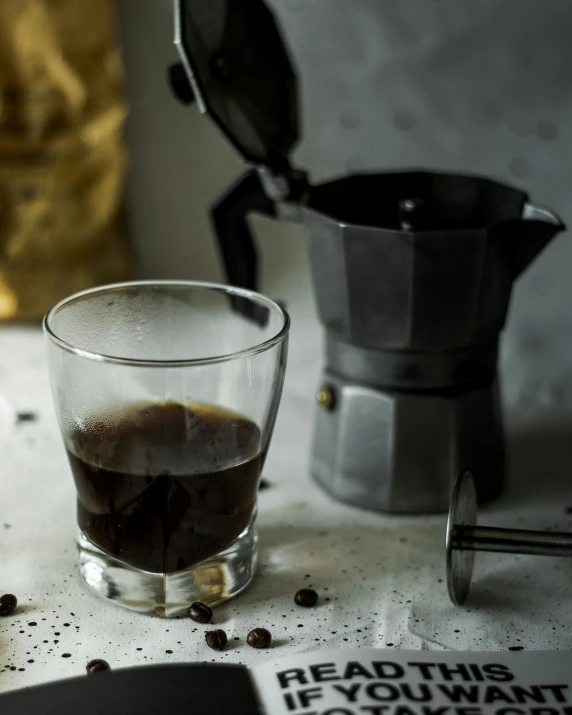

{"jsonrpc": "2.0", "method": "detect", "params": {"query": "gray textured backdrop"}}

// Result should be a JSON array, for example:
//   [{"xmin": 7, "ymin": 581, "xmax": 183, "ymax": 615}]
[{"xmin": 117, "ymin": 1, "xmax": 572, "ymax": 474}]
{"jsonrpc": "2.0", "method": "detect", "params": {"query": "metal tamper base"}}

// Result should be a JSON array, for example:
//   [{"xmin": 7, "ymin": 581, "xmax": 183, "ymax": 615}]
[
  {"xmin": 446, "ymin": 471, "xmax": 572, "ymax": 606},
  {"xmin": 446, "ymin": 471, "xmax": 478, "ymax": 606}
]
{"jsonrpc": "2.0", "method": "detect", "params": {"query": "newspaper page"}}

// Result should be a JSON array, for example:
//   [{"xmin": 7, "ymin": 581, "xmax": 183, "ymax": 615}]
[{"xmin": 252, "ymin": 649, "xmax": 572, "ymax": 715}]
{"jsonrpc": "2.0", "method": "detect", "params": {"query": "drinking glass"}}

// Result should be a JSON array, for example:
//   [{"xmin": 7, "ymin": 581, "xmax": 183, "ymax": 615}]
[{"xmin": 44, "ymin": 281, "xmax": 289, "ymax": 617}]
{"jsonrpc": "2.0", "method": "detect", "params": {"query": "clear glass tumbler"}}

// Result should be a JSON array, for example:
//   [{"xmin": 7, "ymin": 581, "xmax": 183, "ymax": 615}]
[{"xmin": 44, "ymin": 281, "xmax": 289, "ymax": 617}]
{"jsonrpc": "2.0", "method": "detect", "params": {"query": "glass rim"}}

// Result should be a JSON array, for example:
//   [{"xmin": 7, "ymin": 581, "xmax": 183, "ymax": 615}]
[{"xmin": 43, "ymin": 280, "xmax": 290, "ymax": 367}]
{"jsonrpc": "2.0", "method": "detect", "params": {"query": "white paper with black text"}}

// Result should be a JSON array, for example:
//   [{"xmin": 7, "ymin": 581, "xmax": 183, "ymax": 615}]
[{"xmin": 251, "ymin": 649, "xmax": 572, "ymax": 715}]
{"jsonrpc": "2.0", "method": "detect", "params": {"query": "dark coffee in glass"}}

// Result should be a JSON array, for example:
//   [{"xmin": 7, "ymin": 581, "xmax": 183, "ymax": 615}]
[{"xmin": 67, "ymin": 401, "xmax": 264, "ymax": 574}]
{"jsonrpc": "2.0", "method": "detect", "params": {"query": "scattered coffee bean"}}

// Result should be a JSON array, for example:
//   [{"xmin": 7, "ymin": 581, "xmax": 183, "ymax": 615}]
[
  {"xmin": 188, "ymin": 601, "xmax": 212, "ymax": 624},
  {"xmin": 247, "ymin": 628, "xmax": 272, "ymax": 649},
  {"xmin": 16, "ymin": 411, "xmax": 37, "ymax": 423},
  {"xmin": 259, "ymin": 478, "xmax": 272, "ymax": 490},
  {"xmin": 0, "ymin": 594, "xmax": 17, "ymax": 616},
  {"xmin": 205, "ymin": 629, "xmax": 227, "ymax": 651},
  {"xmin": 294, "ymin": 588, "xmax": 318, "ymax": 607},
  {"xmin": 86, "ymin": 659, "xmax": 110, "ymax": 674}
]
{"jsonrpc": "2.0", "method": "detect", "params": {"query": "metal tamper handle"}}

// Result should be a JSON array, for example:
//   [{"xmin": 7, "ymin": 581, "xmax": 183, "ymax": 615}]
[{"xmin": 446, "ymin": 471, "xmax": 572, "ymax": 606}]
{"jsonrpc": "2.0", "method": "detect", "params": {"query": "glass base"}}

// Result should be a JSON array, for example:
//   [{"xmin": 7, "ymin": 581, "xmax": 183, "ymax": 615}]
[{"xmin": 77, "ymin": 522, "xmax": 258, "ymax": 617}]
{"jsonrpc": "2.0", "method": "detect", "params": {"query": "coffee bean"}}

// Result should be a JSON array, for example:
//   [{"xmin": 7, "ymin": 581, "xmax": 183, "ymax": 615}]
[
  {"xmin": 0, "ymin": 594, "xmax": 17, "ymax": 616},
  {"xmin": 247, "ymin": 628, "xmax": 272, "ymax": 649},
  {"xmin": 86, "ymin": 659, "xmax": 110, "ymax": 674},
  {"xmin": 294, "ymin": 588, "xmax": 318, "ymax": 607},
  {"xmin": 205, "ymin": 629, "xmax": 227, "ymax": 651},
  {"xmin": 188, "ymin": 601, "xmax": 212, "ymax": 624},
  {"xmin": 259, "ymin": 478, "xmax": 272, "ymax": 490}
]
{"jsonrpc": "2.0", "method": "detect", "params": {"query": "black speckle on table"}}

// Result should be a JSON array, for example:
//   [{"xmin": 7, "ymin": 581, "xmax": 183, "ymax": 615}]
[{"xmin": 16, "ymin": 412, "xmax": 38, "ymax": 423}]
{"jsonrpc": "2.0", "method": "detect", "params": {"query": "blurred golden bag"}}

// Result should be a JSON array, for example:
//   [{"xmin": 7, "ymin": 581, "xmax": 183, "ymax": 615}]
[{"xmin": 0, "ymin": 0, "xmax": 132, "ymax": 322}]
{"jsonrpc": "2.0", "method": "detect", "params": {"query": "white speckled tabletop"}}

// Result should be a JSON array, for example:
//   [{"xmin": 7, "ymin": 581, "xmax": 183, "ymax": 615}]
[
  {"xmin": 3, "ymin": 0, "xmax": 572, "ymax": 698},
  {"xmin": 1, "ymin": 314, "xmax": 572, "ymax": 696}
]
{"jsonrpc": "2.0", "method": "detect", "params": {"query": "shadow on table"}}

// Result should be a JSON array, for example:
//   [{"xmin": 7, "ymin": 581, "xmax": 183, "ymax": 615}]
[
  {"xmin": 257, "ymin": 518, "xmax": 442, "ymax": 559},
  {"xmin": 409, "ymin": 555, "xmax": 572, "ymax": 650},
  {"xmin": 218, "ymin": 517, "xmax": 445, "ymax": 617}
]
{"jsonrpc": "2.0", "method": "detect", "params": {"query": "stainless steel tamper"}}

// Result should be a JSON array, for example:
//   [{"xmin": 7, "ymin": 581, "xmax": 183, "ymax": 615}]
[{"xmin": 446, "ymin": 471, "xmax": 572, "ymax": 605}]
